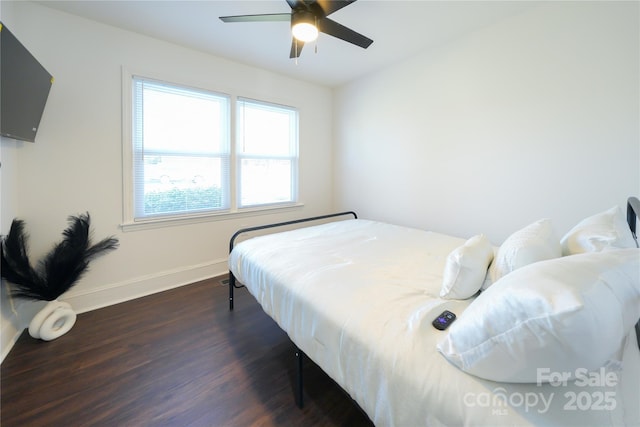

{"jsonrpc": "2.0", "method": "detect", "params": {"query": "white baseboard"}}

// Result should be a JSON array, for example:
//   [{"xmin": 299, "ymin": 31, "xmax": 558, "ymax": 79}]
[
  {"xmin": 1, "ymin": 258, "xmax": 229, "ymax": 363},
  {"xmin": 62, "ymin": 258, "xmax": 229, "ymax": 314},
  {"xmin": 1, "ymin": 315, "xmax": 22, "ymax": 363}
]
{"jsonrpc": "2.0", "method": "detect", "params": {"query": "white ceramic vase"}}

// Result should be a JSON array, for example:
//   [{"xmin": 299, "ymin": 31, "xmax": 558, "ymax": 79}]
[{"xmin": 28, "ymin": 300, "xmax": 77, "ymax": 341}]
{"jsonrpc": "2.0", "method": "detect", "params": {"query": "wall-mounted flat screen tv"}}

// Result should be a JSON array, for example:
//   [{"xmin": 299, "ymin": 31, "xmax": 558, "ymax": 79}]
[{"xmin": 1, "ymin": 22, "xmax": 53, "ymax": 143}]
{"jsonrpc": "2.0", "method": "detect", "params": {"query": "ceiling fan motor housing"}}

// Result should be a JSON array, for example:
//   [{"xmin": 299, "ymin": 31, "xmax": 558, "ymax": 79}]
[{"xmin": 292, "ymin": 9, "xmax": 317, "ymax": 26}]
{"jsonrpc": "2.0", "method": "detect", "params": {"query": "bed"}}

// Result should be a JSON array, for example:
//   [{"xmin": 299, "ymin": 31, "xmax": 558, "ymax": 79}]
[{"xmin": 228, "ymin": 199, "xmax": 640, "ymax": 426}]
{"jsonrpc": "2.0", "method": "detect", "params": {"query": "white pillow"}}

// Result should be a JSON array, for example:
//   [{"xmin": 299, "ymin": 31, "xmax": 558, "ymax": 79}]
[
  {"xmin": 440, "ymin": 234, "xmax": 493, "ymax": 300},
  {"xmin": 483, "ymin": 218, "xmax": 561, "ymax": 289},
  {"xmin": 437, "ymin": 248, "xmax": 640, "ymax": 383},
  {"xmin": 561, "ymin": 205, "xmax": 637, "ymax": 255}
]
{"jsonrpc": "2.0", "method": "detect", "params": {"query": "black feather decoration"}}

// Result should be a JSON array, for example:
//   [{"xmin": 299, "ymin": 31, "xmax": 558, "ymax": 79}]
[{"xmin": 1, "ymin": 213, "xmax": 119, "ymax": 301}]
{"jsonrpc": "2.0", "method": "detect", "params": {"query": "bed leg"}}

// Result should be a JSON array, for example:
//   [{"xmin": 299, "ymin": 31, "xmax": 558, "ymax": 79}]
[
  {"xmin": 295, "ymin": 347, "xmax": 304, "ymax": 408},
  {"xmin": 229, "ymin": 273, "xmax": 235, "ymax": 311}
]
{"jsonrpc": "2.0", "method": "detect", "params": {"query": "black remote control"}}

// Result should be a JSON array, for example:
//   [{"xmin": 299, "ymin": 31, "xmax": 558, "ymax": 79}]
[{"xmin": 432, "ymin": 310, "xmax": 456, "ymax": 330}]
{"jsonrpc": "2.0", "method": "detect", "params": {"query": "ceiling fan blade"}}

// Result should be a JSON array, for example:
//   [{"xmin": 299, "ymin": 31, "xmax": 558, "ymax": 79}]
[
  {"xmin": 286, "ymin": 0, "xmax": 302, "ymax": 9},
  {"xmin": 220, "ymin": 13, "xmax": 291, "ymax": 23},
  {"xmin": 318, "ymin": 17, "xmax": 373, "ymax": 49},
  {"xmin": 315, "ymin": 1, "xmax": 357, "ymax": 16},
  {"xmin": 289, "ymin": 38, "xmax": 305, "ymax": 58}
]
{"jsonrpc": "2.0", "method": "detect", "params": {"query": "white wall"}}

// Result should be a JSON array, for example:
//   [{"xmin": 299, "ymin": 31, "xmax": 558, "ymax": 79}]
[
  {"xmin": 334, "ymin": 1, "xmax": 639, "ymax": 243},
  {"xmin": 0, "ymin": 0, "xmax": 334, "ymax": 359}
]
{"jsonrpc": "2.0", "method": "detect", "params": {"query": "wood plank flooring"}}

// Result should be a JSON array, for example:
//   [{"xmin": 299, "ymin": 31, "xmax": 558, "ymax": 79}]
[{"xmin": 1, "ymin": 277, "xmax": 373, "ymax": 426}]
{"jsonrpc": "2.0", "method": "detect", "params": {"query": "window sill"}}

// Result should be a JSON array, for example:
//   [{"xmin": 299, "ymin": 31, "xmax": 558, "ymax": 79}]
[{"xmin": 120, "ymin": 203, "xmax": 305, "ymax": 232}]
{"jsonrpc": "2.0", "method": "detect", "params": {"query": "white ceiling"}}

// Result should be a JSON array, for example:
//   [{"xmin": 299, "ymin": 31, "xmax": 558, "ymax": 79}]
[{"xmin": 37, "ymin": 0, "xmax": 537, "ymax": 87}]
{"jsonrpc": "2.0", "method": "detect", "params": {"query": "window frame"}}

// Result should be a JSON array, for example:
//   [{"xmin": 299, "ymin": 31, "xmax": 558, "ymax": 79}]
[{"xmin": 121, "ymin": 68, "xmax": 302, "ymax": 232}]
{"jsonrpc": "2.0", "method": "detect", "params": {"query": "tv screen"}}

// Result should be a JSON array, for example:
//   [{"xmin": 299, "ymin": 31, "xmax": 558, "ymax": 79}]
[{"xmin": 1, "ymin": 22, "xmax": 53, "ymax": 143}]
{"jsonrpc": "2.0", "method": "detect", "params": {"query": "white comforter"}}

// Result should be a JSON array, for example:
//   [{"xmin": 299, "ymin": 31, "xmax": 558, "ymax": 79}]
[{"xmin": 229, "ymin": 219, "xmax": 640, "ymax": 427}]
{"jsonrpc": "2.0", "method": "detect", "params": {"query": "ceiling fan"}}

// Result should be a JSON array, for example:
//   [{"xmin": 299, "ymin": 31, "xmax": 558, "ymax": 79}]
[{"xmin": 219, "ymin": 0, "xmax": 373, "ymax": 59}]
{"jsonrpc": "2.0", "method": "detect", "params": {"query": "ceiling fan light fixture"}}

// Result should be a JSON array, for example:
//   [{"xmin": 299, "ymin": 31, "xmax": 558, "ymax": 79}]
[{"xmin": 291, "ymin": 11, "xmax": 318, "ymax": 42}]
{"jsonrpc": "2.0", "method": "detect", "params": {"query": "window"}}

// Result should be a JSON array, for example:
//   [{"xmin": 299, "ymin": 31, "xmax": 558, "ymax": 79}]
[
  {"xmin": 132, "ymin": 77, "xmax": 230, "ymax": 219},
  {"xmin": 237, "ymin": 98, "xmax": 299, "ymax": 208},
  {"xmin": 125, "ymin": 74, "xmax": 299, "ymax": 226}
]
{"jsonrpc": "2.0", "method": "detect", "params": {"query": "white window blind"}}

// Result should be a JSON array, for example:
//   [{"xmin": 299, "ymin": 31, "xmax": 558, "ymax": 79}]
[
  {"xmin": 132, "ymin": 77, "xmax": 230, "ymax": 219},
  {"xmin": 236, "ymin": 98, "xmax": 298, "ymax": 208}
]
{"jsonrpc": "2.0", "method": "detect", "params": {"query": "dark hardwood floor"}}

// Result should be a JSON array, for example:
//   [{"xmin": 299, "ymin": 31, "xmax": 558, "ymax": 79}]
[{"xmin": 1, "ymin": 277, "xmax": 373, "ymax": 426}]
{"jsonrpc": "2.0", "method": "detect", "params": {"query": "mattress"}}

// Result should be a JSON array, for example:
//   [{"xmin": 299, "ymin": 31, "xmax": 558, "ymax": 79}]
[{"xmin": 229, "ymin": 219, "xmax": 640, "ymax": 427}]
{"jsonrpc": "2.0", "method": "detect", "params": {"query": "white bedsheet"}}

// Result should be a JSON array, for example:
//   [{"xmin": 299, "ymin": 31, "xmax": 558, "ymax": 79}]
[{"xmin": 229, "ymin": 219, "xmax": 640, "ymax": 427}]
